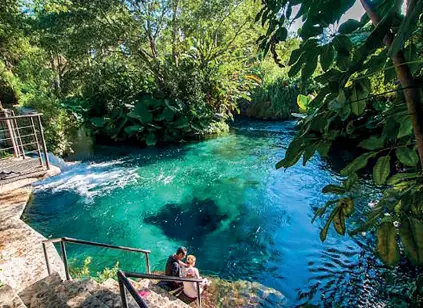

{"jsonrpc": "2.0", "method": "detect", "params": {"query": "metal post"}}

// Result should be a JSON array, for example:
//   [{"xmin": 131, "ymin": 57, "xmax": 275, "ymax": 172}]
[
  {"xmin": 60, "ymin": 241, "xmax": 70, "ymax": 280},
  {"xmin": 4, "ymin": 112, "xmax": 18, "ymax": 157},
  {"xmin": 42, "ymin": 242, "xmax": 51, "ymax": 275},
  {"xmin": 196, "ymin": 282, "xmax": 202, "ymax": 307},
  {"xmin": 30, "ymin": 117, "xmax": 43, "ymax": 166},
  {"xmin": 14, "ymin": 119, "xmax": 26, "ymax": 159},
  {"xmin": 36, "ymin": 115, "xmax": 50, "ymax": 170},
  {"xmin": 145, "ymin": 253, "xmax": 151, "ymax": 274},
  {"xmin": 118, "ymin": 274, "xmax": 129, "ymax": 308}
]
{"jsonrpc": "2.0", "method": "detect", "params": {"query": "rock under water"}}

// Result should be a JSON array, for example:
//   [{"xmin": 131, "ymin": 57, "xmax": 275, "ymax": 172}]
[{"xmin": 144, "ymin": 198, "xmax": 228, "ymax": 242}]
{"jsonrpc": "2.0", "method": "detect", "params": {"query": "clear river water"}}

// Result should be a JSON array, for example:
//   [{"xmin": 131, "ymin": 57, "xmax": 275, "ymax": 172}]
[{"xmin": 23, "ymin": 120, "xmax": 416, "ymax": 307}]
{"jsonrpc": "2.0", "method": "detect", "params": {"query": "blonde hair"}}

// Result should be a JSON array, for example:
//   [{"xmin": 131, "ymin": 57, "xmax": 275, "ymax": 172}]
[{"xmin": 186, "ymin": 255, "xmax": 196, "ymax": 265}]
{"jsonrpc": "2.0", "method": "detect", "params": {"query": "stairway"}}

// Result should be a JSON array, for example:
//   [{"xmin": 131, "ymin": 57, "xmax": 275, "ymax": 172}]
[{"xmin": 16, "ymin": 272, "xmax": 189, "ymax": 308}]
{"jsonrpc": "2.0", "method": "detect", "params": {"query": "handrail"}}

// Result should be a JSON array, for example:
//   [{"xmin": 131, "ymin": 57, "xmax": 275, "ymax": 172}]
[
  {"xmin": 117, "ymin": 270, "xmax": 203, "ymax": 308},
  {"xmin": 117, "ymin": 270, "xmax": 149, "ymax": 308},
  {"xmin": 0, "ymin": 113, "xmax": 43, "ymax": 120},
  {"xmin": 42, "ymin": 237, "xmax": 151, "ymax": 281}
]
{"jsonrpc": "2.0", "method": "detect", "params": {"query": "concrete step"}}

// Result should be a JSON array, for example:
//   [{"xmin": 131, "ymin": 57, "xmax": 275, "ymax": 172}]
[
  {"xmin": 0, "ymin": 284, "xmax": 27, "ymax": 308},
  {"xmin": 18, "ymin": 272, "xmax": 189, "ymax": 308},
  {"xmin": 18, "ymin": 272, "xmax": 68, "ymax": 308}
]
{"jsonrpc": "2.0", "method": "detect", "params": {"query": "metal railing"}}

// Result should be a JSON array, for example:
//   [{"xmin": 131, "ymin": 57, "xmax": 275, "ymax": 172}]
[
  {"xmin": 42, "ymin": 237, "xmax": 151, "ymax": 281},
  {"xmin": 0, "ymin": 111, "xmax": 50, "ymax": 182},
  {"xmin": 117, "ymin": 270, "xmax": 203, "ymax": 308}
]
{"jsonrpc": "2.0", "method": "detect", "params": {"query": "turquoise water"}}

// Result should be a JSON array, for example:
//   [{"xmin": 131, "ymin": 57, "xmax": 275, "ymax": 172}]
[{"xmin": 24, "ymin": 121, "xmax": 413, "ymax": 306}]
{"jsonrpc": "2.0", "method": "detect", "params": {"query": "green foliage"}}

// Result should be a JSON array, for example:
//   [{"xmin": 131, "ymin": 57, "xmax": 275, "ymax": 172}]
[
  {"xmin": 259, "ymin": 0, "xmax": 423, "ymax": 266},
  {"xmin": 69, "ymin": 256, "xmax": 120, "ymax": 283},
  {"xmin": 1, "ymin": 0, "xmax": 266, "ymax": 151}
]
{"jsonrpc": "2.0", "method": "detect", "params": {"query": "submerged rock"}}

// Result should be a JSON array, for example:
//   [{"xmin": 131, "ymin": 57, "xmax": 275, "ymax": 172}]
[
  {"xmin": 144, "ymin": 198, "xmax": 228, "ymax": 242},
  {"xmin": 188, "ymin": 276, "xmax": 286, "ymax": 307}
]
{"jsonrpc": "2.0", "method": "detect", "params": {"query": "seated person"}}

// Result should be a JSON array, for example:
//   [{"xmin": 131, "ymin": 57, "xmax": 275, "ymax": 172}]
[
  {"xmin": 181, "ymin": 255, "xmax": 210, "ymax": 299},
  {"xmin": 164, "ymin": 246, "xmax": 187, "ymax": 289}
]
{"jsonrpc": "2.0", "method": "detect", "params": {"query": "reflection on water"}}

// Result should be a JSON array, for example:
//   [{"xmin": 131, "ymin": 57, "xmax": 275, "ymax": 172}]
[{"xmin": 23, "ymin": 120, "xmax": 416, "ymax": 306}]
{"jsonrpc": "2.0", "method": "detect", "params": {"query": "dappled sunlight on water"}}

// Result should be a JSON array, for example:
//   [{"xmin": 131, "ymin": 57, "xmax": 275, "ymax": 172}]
[{"xmin": 23, "ymin": 120, "xmax": 417, "ymax": 306}]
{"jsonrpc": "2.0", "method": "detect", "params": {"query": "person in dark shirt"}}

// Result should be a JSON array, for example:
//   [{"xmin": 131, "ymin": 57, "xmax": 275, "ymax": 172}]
[{"xmin": 164, "ymin": 246, "xmax": 187, "ymax": 289}]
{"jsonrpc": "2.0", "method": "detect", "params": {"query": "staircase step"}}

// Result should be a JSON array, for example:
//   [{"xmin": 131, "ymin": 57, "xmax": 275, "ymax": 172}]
[
  {"xmin": 18, "ymin": 272, "xmax": 66, "ymax": 308},
  {"xmin": 0, "ymin": 285, "xmax": 27, "ymax": 308}
]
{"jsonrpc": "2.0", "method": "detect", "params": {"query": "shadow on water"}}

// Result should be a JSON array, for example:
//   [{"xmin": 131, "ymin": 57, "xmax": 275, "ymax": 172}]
[{"xmin": 144, "ymin": 198, "xmax": 229, "ymax": 242}]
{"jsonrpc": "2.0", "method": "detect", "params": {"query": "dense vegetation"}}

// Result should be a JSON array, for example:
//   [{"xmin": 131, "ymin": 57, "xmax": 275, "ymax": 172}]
[
  {"xmin": 259, "ymin": 0, "xmax": 423, "ymax": 267},
  {"xmin": 1, "ymin": 0, "xmax": 303, "ymax": 154}
]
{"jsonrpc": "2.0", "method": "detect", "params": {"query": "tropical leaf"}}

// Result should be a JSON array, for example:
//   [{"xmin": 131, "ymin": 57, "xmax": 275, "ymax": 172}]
[
  {"xmin": 276, "ymin": 138, "xmax": 303, "ymax": 169},
  {"xmin": 320, "ymin": 44, "xmax": 335, "ymax": 71},
  {"xmin": 339, "ymin": 19, "xmax": 362, "ymax": 34},
  {"xmin": 373, "ymin": 155, "xmax": 391, "ymax": 186},
  {"xmin": 396, "ymin": 147, "xmax": 419, "ymax": 166},
  {"xmin": 387, "ymin": 172, "xmax": 421, "ymax": 185},
  {"xmin": 320, "ymin": 207, "xmax": 340, "ymax": 242},
  {"xmin": 399, "ymin": 217, "xmax": 423, "ymax": 265},
  {"xmin": 297, "ymin": 94, "xmax": 311, "ymax": 111},
  {"xmin": 322, "ymin": 184, "xmax": 346, "ymax": 194},
  {"xmin": 124, "ymin": 125, "xmax": 144, "ymax": 135},
  {"xmin": 90, "ymin": 117, "xmax": 107, "ymax": 128},
  {"xmin": 145, "ymin": 132, "xmax": 157, "ymax": 146},
  {"xmin": 359, "ymin": 136, "xmax": 385, "ymax": 150},
  {"xmin": 333, "ymin": 207, "xmax": 346, "ymax": 235},
  {"xmin": 340, "ymin": 152, "xmax": 376, "ymax": 176},
  {"xmin": 397, "ymin": 116, "xmax": 413, "ymax": 138},
  {"xmin": 376, "ymin": 222, "xmax": 400, "ymax": 266}
]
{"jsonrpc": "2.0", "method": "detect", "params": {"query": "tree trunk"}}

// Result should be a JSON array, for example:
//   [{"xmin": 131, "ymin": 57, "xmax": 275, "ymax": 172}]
[{"xmin": 360, "ymin": 0, "xmax": 423, "ymax": 172}]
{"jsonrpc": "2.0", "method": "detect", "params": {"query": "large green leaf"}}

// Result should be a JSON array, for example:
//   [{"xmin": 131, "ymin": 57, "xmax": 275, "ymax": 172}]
[
  {"xmin": 124, "ymin": 125, "xmax": 144, "ymax": 136},
  {"xmin": 388, "ymin": 0, "xmax": 423, "ymax": 57},
  {"xmin": 162, "ymin": 107, "xmax": 175, "ymax": 122},
  {"xmin": 128, "ymin": 102, "xmax": 153, "ymax": 124},
  {"xmin": 322, "ymin": 184, "xmax": 346, "ymax": 194},
  {"xmin": 350, "ymin": 85, "xmax": 366, "ymax": 116},
  {"xmin": 338, "ymin": 19, "xmax": 361, "ymax": 34},
  {"xmin": 340, "ymin": 152, "xmax": 376, "ymax": 176},
  {"xmin": 320, "ymin": 44, "xmax": 334, "ymax": 72},
  {"xmin": 320, "ymin": 207, "xmax": 340, "ymax": 242},
  {"xmin": 396, "ymin": 147, "xmax": 419, "ymax": 166},
  {"xmin": 90, "ymin": 117, "xmax": 107, "ymax": 128},
  {"xmin": 288, "ymin": 48, "xmax": 302, "ymax": 66},
  {"xmin": 359, "ymin": 136, "xmax": 385, "ymax": 150},
  {"xmin": 301, "ymin": 53, "xmax": 318, "ymax": 80},
  {"xmin": 399, "ymin": 217, "xmax": 423, "ymax": 265},
  {"xmin": 397, "ymin": 116, "xmax": 413, "ymax": 138},
  {"xmin": 376, "ymin": 222, "xmax": 400, "ymax": 266},
  {"xmin": 333, "ymin": 207, "xmax": 346, "ymax": 235},
  {"xmin": 145, "ymin": 132, "xmax": 157, "ymax": 146},
  {"xmin": 373, "ymin": 155, "xmax": 391, "ymax": 186},
  {"xmin": 387, "ymin": 172, "xmax": 421, "ymax": 185},
  {"xmin": 276, "ymin": 138, "xmax": 303, "ymax": 169},
  {"xmin": 297, "ymin": 94, "xmax": 311, "ymax": 111}
]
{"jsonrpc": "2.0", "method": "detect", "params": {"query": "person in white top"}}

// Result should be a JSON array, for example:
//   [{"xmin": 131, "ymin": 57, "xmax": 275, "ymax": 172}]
[{"xmin": 181, "ymin": 255, "xmax": 210, "ymax": 299}]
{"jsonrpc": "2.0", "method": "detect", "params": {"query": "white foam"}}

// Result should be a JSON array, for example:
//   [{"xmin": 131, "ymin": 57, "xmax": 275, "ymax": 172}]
[{"xmin": 35, "ymin": 160, "xmax": 140, "ymax": 202}]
